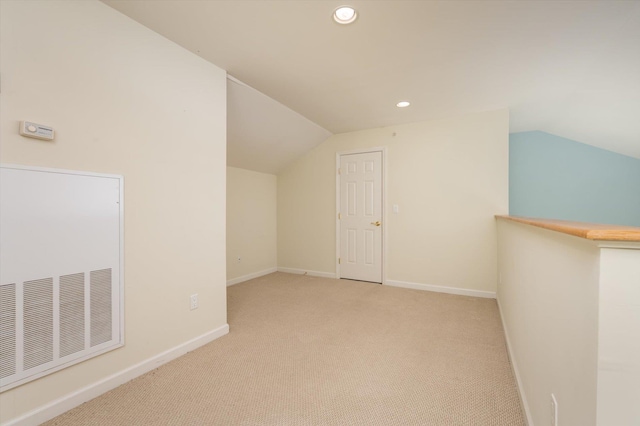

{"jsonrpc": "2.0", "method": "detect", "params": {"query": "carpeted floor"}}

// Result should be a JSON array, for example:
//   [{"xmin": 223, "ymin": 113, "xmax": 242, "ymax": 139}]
[{"xmin": 45, "ymin": 272, "xmax": 525, "ymax": 425}]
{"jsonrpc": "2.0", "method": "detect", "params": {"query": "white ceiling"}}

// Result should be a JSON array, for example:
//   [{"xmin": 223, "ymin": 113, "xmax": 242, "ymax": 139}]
[{"xmin": 103, "ymin": 0, "xmax": 640, "ymax": 169}]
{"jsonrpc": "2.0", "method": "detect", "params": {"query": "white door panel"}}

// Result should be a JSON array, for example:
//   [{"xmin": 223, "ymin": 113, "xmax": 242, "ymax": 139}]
[{"xmin": 339, "ymin": 151, "xmax": 382, "ymax": 283}]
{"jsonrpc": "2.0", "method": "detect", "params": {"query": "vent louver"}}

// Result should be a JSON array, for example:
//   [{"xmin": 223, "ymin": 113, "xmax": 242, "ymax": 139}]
[
  {"xmin": 60, "ymin": 273, "xmax": 85, "ymax": 358},
  {"xmin": 23, "ymin": 278, "xmax": 54, "ymax": 370},
  {"xmin": 91, "ymin": 269, "xmax": 112, "ymax": 347},
  {"xmin": 0, "ymin": 284, "xmax": 16, "ymax": 379}
]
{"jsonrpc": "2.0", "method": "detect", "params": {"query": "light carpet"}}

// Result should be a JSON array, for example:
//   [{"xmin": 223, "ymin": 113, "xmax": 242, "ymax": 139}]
[{"xmin": 44, "ymin": 272, "xmax": 525, "ymax": 425}]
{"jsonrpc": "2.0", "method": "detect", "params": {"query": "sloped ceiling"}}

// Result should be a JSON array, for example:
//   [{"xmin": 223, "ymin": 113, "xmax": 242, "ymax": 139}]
[
  {"xmin": 103, "ymin": 0, "xmax": 640, "ymax": 168},
  {"xmin": 227, "ymin": 77, "xmax": 331, "ymax": 174}
]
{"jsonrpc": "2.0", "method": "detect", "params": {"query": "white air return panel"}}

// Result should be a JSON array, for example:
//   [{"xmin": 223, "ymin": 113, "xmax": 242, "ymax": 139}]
[{"xmin": 0, "ymin": 164, "xmax": 124, "ymax": 392}]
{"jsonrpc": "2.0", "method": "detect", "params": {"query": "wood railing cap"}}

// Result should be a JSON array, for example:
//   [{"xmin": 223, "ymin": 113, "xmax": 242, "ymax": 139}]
[{"xmin": 495, "ymin": 215, "xmax": 640, "ymax": 242}]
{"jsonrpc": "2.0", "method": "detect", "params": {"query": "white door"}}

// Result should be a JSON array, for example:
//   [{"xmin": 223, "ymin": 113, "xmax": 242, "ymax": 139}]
[{"xmin": 339, "ymin": 151, "xmax": 382, "ymax": 283}]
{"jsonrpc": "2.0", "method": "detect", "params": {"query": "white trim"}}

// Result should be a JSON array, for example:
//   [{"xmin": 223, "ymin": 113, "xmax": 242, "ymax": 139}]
[
  {"xmin": 1, "ymin": 344, "xmax": 127, "ymax": 393},
  {"xmin": 385, "ymin": 279, "xmax": 496, "ymax": 299},
  {"xmin": 496, "ymin": 297, "xmax": 533, "ymax": 426},
  {"xmin": 3, "ymin": 325, "xmax": 229, "ymax": 426},
  {"xmin": 118, "ymin": 169, "xmax": 125, "ymax": 350},
  {"xmin": 381, "ymin": 147, "xmax": 388, "ymax": 286},
  {"xmin": 335, "ymin": 147, "xmax": 387, "ymax": 284},
  {"xmin": 335, "ymin": 153, "xmax": 341, "ymax": 280},
  {"xmin": 595, "ymin": 241, "xmax": 640, "ymax": 250},
  {"xmin": 226, "ymin": 267, "xmax": 277, "ymax": 286},
  {"xmin": 335, "ymin": 147, "xmax": 387, "ymax": 156},
  {"xmin": 0, "ymin": 163, "xmax": 123, "ymax": 180},
  {"xmin": 277, "ymin": 267, "xmax": 336, "ymax": 279}
]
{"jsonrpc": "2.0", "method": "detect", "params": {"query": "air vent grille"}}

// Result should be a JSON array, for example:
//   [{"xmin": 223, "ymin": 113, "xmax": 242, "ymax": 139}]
[
  {"xmin": 23, "ymin": 278, "xmax": 54, "ymax": 370},
  {"xmin": 60, "ymin": 273, "xmax": 85, "ymax": 358},
  {"xmin": 0, "ymin": 268, "xmax": 117, "ymax": 390},
  {"xmin": 0, "ymin": 284, "xmax": 16, "ymax": 379},
  {"xmin": 91, "ymin": 269, "xmax": 112, "ymax": 347}
]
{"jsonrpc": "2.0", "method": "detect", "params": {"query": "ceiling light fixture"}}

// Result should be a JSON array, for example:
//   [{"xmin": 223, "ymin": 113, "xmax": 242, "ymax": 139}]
[
  {"xmin": 396, "ymin": 101, "xmax": 411, "ymax": 108},
  {"xmin": 333, "ymin": 6, "xmax": 358, "ymax": 24}
]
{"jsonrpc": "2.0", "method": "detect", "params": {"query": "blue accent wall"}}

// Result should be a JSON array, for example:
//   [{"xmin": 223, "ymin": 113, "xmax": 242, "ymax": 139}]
[{"xmin": 510, "ymin": 131, "xmax": 640, "ymax": 227}]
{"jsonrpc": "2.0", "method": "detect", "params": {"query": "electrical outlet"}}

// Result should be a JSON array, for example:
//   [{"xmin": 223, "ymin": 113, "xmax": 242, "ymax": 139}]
[
  {"xmin": 190, "ymin": 294, "xmax": 198, "ymax": 310},
  {"xmin": 550, "ymin": 393, "xmax": 558, "ymax": 426}
]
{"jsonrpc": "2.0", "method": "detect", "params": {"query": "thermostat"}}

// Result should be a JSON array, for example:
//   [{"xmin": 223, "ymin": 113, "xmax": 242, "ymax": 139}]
[{"xmin": 19, "ymin": 121, "xmax": 54, "ymax": 141}]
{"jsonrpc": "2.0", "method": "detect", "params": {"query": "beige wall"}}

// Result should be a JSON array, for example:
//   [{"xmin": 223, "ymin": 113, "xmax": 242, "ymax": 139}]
[
  {"xmin": 0, "ymin": 1, "xmax": 227, "ymax": 423},
  {"xmin": 227, "ymin": 167, "xmax": 277, "ymax": 283},
  {"xmin": 496, "ymin": 219, "xmax": 600, "ymax": 425},
  {"xmin": 278, "ymin": 109, "xmax": 508, "ymax": 292}
]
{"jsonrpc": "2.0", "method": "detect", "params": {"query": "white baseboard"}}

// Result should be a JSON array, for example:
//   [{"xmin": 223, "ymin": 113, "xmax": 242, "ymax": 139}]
[
  {"xmin": 4, "ymin": 324, "xmax": 230, "ymax": 426},
  {"xmin": 277, "ymin": 267, "xmax": 336, "ymax": 279},
  {"xmin": 227, "ymin": 267, "xmax": 277, "ymax": 286},
  {"xmin": 496, "ymin": 297, "xmax": 533, "ymax": 426},
  {"xmin": 385, "ymin": 279, "xmax": 496, "ymax": 299}
]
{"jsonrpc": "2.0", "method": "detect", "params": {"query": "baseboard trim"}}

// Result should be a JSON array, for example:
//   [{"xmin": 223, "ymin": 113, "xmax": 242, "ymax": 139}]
[
  {"xmin": 277, "ymin": 267, "xmax": 336, "ymax": 279},
  {"xmin": 385, "ymin": 279, "xmax": 496, "ymax": 299},
  {"xmin": 227, "ymin": 267, "xmax": 277, "ymax": 286},
  {"xmin": 4, "ymin": 324, "xmax": 230, "ymax": 426},
  {"xmin": 496, "ymin": 297, "xmax": 533, "ymax": 426}
]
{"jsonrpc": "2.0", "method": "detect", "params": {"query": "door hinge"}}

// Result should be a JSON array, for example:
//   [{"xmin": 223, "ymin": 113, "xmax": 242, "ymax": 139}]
[
  {"xmin": 338, "ymin": 212, "xmax": 341, "ymax": 220},
  {"xmin": 338, "ymin": 168, "xmax": 341, "ymax": 175},
  {"xmin": 338, "ymin": 258, "xmax": 341, "ymax": 264}
]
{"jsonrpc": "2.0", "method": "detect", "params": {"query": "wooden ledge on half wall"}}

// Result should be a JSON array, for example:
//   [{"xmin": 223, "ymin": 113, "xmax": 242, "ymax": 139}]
[{"xmin": 495, "ymin": 215, "xmax": 640, "ymax": 242}]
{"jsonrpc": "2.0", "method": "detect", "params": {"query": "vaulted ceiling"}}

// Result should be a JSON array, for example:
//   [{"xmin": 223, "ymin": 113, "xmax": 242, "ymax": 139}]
[{"xmin": 103, "ymin": 0, "xmax": 640, "ymax": 172}]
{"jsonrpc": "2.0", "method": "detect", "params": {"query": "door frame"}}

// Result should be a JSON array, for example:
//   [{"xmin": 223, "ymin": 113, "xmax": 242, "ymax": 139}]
[{"xmin": 335, "ymin": 147, "xmax": 387, "ymax": 284}]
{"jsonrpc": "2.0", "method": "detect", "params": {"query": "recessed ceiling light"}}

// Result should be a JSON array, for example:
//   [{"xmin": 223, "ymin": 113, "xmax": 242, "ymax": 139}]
[
  {"xmin": 333, "ymin": 6, "xmax": 357, "ymax": 24},
  {"xmin": 396, "ymin": 101, "xmax": 411, "ymax": 108}
]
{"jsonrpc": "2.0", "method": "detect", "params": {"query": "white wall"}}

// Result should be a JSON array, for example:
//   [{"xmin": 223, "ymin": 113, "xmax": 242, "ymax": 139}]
[
  {"xmin": 278, "ymin": 109, "xmax": 508, "ymax": 293},
  {"xmin": 227, "ymin": 167, "xmax": 277, "ymax": 284},
  {"xmin": 0, "ymin": 1, "xmax": 227, "ymax": 423},
  {"xmin": 497, "ymin": 219, "xmax": 600, "ymax": 426}
]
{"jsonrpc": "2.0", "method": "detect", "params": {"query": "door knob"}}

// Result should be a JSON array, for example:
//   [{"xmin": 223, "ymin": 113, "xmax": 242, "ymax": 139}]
[{"xmin": 371, "ymin": 221, "xmax": 381, "ymax": 226}]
